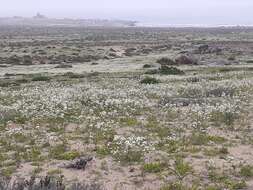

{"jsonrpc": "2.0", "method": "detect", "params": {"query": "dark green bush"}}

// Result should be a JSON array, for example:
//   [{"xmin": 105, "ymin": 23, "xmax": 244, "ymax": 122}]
[
  {"xmin": 143, "ymin": 162, "xmax": 165, "ymax": 173},
  {"xmin": 145, "ymin": 69, "xmax": 159, "ymax": 75},
  {"xmin": 143, "ymin": 64, "xmax": 152, "ymax": 68},
  {"xmin": 140, "ymin": 77, "xmax": 160, "ymax": 84},
  {"xmin": 64, "ymin": 72, "xmax": 85, "ymax": 79},
  {"xmin": 157, "ymin": 57, "xmax": 176, "ymax": 65},
  {"xmin": 159, "ymin": 66, "xmax": 185, "ymax": 75},
  {"xmin": 240, "ymin": 165, "xmax": 253, "ymax": 178},
  {"xmin": 31, "ymin": 75, "xmax": 51, "ymax": 82}
]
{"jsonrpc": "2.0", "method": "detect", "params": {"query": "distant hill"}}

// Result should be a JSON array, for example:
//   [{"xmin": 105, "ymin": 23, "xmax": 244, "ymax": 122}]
[{"xmin": 0, "ymin": 15, "xmax": 137, "ymax": 27}]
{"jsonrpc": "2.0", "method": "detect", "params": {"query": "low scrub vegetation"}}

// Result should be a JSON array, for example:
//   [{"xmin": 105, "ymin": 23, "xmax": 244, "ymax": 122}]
[{"xmin": 140, "ymin": 77, "xmax": 160, "ymax": 84}]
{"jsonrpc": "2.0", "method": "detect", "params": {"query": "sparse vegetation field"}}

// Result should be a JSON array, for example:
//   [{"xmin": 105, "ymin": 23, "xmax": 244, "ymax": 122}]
[{"xmin": 1, "ymin": 26, "xmax": 253, "ymax": 190}]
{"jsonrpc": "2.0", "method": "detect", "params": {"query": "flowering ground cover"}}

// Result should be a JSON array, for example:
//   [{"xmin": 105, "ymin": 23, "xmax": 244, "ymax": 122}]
[{"xmin": 1, "ymin": 26, "xmax": 253, "ymax": 190}]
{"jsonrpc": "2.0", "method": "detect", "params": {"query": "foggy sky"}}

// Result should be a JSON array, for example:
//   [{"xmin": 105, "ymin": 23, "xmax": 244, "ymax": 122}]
[{"xmin": 1, "ymin": 0, "xmax": 253, "ymax": 26}]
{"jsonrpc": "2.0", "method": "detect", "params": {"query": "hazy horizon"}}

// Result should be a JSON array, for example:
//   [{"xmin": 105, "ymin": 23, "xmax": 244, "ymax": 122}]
[{"xmin": 1, "ymin": 0, "xmax": 253, "ymax": 26}]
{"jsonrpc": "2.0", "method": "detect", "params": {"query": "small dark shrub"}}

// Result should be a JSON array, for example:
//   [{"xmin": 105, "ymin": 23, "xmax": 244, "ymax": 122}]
[
  {"xmin": 64, "ymin": 73, "xmax": 85, "ymax": 79},
  {"xmin": 157, "ymin": 57, "xmax": 176, "ymax": 65},
  {"xmin": 143, "ymin": 162, "xmax": 165, "ymax": 173},
  {"xmin": 160, "ymin": 182, "xmax": 187, "ymax": 190},
  {"xmin": 15, "ymin": 78, "xmax": 29, "ymax": 84},
  {"xmin": 206, "ymin": 86, "xmax": 236, "ymax": 97},
  {"xmin": 55, "ymin": 64, "xmax": 73, "ymax": 69},
  {"xmin": 186, "ymin": 77, "xmax": 200, "ymax": 83},
  {"xmin": 246, "ymin": 60, "xmax": 253, "ymax": 63},
  {"xmin": 143, "ymin": 64, "xmax": 152, "ymax": 68},
  {"xmin": 159, "ymin": 66, "xmax": 185, "ymax": 75},
  {"xmin": 22, "ymin": 55, "xmax": 32, "ymax": 65},
  {"xmin": 228, "ymin": 55, "xmax": 236, "ymax": 61},
  {"xmin": 219, "ymin": 147, "xmax": 229, "ymax": 155},
  {"xmin": 31, "ymin": 75, "xmax": 51, "ymax": 82},
  {"xmin": 240, "ymin": 165, "xmax": 253, "ymax": 178},
  {"xmin": 0, "ymin": 81, "xmax": 20, "ymax": 87},
  {"xmin": 114, "ymin": 149, "xmax": 143, "ymax": 164},
  {"xmin": 145, "ymin": 69, "xmax": 158, "ymax": 75},
  {"xmin": 175, "ymin": 55, "xmax": 198, "ymax": 65},
  {"xmin": 140, "ymin": 77, "xmax": 160, "ymax": 84}
]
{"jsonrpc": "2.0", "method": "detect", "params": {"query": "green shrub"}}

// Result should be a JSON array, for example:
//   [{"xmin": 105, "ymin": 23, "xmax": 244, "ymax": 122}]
[
  {"xmin": 204, "ymin": 147, "xmax": 228, "ymax": 157},
  {"xmin": 228, "ymin": 55, "xmax": 236, "ymax": 61},
  {"xmin": 205, "ymin": 186, "xmax": 221, "ymax": 190},
  {"xmin": 114, "ymin": 149, "xmax": 143, "ymax": 164},
  {"xmin": 230, "ymin": 180, "xmax": 247, "ymax": 190},
  {"xmin": 49, "ymin": 144, "xmax": 66, "ymax": 160},
  {"xmin": 28, "ymin": 147, "xmax": 42, "ymax": 161},
  {"xmin": 15, "ymin": 78, "xmax": 29, "ymax": 84},
  {"xmin": 219, "ymin": 147, "xmax": 229, "ymax": 155},
  {"xmin": 157, "ymin": 57, "xmax": 176, "ymax": 65},
  {"xmin": 143, "ymin": 162, "xmax": 165, "ymax": 173},
  {"xmin": 60, "ymin": 151, "xmax": 80, "ymax": 160},
  {"xmin": 47, "ymin": 169, "xmax": 62, "ymax": 176},
  {"xmin": 143, "ymin": 64, "xmax": 152, "ymax": 68},
  {"xmin": 145, "ymin": 69, "xmax": 159, "ymax": 75},
  {"xmin": 189, "ymin": 134, "xmax": 226, "ymax": 146},
  {"xmin": 12, "ymin": 133, "xmax": 27, "ymax": 143},
  {"xmin": 145, "ymin": 117, "xmax": 172, "ymax": 139},
  {"xmin": 64, "ymin": 72, "xmax": 85, "ymax": 79},
  {"xmin": 31, "ymin": 167, "xmax": 43, "ymax": 175},
  {"xmin": 189, "ymin": 133, "xmax": 209, "ymax": 146},
  {"xmin": 240, "ymin": 165, "xmax": 253, "ymax": 178},
  {"xmin": 174, "ymin": 158, "xmax": 192, "ymax": 177},
  {"xmin": 0, "ymin": 154, "xmax": 7, "ymax": 163},
  {"xmin": 159, "ymin": 66, "xmax": 185, "ymax": 75},
  {"xmin": 140, "ymin": 77, "xmax": 160, "ymax": 84},
  {"xmin": 207, "ymin": 136, "xmax": 227, "ymax": 144},
  {"xmin": 0, "ymin": 81, "xmax": 20, "ymax": 87},
  {"xmin": 160, "ymin": 182, "xmax": 187, "ymax": 190},
  {"xmin": 210, "ymin": 111, "xmax": 237, "ymax": 126},
  {"xmin": 96, "ymin": 146, "xmax": 110, "ymax": 157},
  {"xmin": 31, "ymin": 75, "xmax": 51, "ymax": 82},
  {"xmin": 1, "ymin": 166, "xmax": 16, "ymax": 177},
  {"xmin": 120, "ymin": 117, "xmax": 139, "ymax": 126},
  {"xmin": 246, "ymin": 60, "xmax": 253, "ymax": 63}
]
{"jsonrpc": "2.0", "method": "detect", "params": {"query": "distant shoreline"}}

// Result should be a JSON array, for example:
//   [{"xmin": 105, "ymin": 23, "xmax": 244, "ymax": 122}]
[
  {"xmin": 0, "ymin": 16, "xmax": 253, "ymax": 28},
  {"xmin": 136, "ymin": 22, "xmax": 253, "ymax": 28}
]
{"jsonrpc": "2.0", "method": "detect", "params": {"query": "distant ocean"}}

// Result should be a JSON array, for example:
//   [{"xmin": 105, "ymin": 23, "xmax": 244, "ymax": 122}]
[{"xmin": 136, "ymin": 22, "xmax": 253, "ymax": 28}]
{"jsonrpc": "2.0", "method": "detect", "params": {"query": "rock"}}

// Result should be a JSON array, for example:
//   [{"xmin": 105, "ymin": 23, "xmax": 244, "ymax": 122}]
[{"xmin": 175, "ymin": 55, "xmax": 198, "ymax": 65}]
